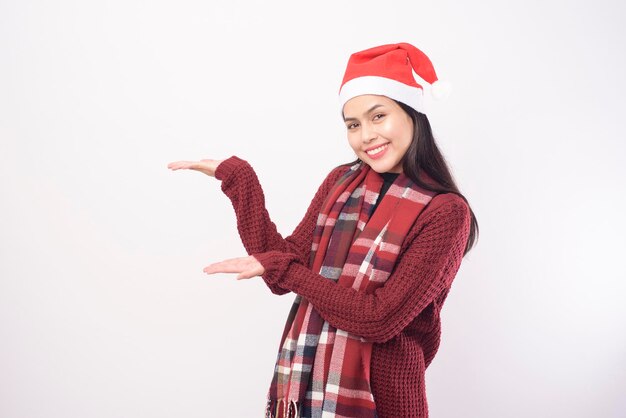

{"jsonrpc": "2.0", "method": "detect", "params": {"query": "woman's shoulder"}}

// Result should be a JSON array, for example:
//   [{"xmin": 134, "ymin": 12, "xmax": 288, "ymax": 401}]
[
  {"xmin": 426, "ymin": 192, "xmax": 468, "ymax": 210},
  {"xmin": 399, "ymin": 192, "xmax": 471, "ymax": 254},
  {"xmin": 418, "ymin": 192, "xmax": 471, "ymax": 226}
]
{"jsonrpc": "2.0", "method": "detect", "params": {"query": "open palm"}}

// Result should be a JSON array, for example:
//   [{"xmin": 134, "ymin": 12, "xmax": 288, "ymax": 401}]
[{"xmin": 166, "ymin": 158, "xmax": 224, "ymax": 177}]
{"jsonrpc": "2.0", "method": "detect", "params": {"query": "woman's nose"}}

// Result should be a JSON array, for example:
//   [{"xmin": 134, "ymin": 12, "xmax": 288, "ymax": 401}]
[{"xmin": 360, "ymin": 123, "xmax": 376, "ymax": 143}]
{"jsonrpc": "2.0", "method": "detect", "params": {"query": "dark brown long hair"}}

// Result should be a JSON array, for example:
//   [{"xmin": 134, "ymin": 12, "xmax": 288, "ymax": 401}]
[{"xmin": 339, "ymin": 100, "xmax": 479, "ymax": 256}]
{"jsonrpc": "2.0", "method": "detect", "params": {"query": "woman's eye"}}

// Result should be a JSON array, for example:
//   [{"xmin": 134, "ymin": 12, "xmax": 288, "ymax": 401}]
[
  {"xmin": 373, "ymin": 113, "xmax": 385, "ymax": 120},
  {"xmin": 347, "ymin": 123, "xmax": 359, "ymax": 130}
]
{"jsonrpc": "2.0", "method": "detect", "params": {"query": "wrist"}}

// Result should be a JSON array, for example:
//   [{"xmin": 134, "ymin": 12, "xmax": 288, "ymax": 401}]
[
  {"xmin": 253, "ymin": 251, "xmax": 300, "ymax": 286},
  {"xmin": 214, "ymin": 155, "xmax": 247, "ymax": 181}
]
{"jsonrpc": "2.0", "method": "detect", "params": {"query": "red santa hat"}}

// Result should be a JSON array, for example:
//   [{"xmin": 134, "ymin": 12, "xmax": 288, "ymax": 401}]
[{"xmin": 339, "ymin": 42, "xmax": 451, "ymax": 113}]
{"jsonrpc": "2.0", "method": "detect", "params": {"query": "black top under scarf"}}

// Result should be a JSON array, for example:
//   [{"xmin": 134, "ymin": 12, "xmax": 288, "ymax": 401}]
[{"xmin": 370, "ymin": 172, "xmax": 400, "ymax": 216}]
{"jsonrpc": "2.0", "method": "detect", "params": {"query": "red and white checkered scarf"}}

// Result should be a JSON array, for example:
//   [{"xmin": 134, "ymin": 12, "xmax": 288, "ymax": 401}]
[{"xmin": 265, "ymin": 162, "xmax": 435, "ymax": 418}]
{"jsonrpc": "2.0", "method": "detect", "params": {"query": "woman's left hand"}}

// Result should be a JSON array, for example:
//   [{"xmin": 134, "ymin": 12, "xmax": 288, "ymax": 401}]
[{"xmin": 203, "ymin": 255, "xmax": 265, "ymax": 280}]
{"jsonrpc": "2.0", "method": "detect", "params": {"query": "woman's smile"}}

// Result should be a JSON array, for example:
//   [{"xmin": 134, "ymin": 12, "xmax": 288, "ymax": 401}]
[{"xmin": 365, "ymin": 143, "xmax": 390, "ymax": 159}]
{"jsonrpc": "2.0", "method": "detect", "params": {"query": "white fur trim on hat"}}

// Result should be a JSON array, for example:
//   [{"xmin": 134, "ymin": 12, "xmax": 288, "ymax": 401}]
[
  {"xmin": 431, "ymin": 80, "xmax": 452, "ymax": 100},
  {"xmin": 339, "ymin": 76, "xmax": 424, "ymax": 113}
]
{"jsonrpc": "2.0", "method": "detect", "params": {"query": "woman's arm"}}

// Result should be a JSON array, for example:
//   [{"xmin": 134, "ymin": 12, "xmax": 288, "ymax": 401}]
[
  {"xmin": 215, "ymin": 156, "xmax": 348, "ymax": 294},
  {"xmin": 252, "ymin": 194, "xmax": 472, "ymax": 342}
]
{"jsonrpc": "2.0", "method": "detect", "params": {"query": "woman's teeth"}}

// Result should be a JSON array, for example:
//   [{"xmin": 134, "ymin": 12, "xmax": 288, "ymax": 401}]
[{"xmin": 366, "ymin": 144, "xmax": 388, "ymax": 155}]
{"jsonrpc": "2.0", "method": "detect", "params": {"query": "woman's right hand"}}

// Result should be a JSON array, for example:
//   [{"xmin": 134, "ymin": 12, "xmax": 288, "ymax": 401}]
[{"xmin": 167, "ymin": 158, "xmax": 224, "ymax": 177}]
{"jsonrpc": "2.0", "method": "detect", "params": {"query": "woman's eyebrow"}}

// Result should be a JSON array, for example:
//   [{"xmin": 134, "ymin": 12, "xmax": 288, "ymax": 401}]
[{"xmin": 343, "ymin": 104, "xmax": 384, "ymax": 122}]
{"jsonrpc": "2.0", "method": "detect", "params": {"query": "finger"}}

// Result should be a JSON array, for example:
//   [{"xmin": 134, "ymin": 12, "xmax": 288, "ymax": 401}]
[
  {"xmin": 203, "ymin": 258, "xmax": 248, "ymax": 274},
  {"xmin": 236, "ymin": 268, "xmax": 258, "ymax": 280},
  {"xmin": 236, "ymin": 270, "xmax": 255, "ymax": 280},
  {"xmin": 167, "ymin": 161, "xmax": 195, "ymax": 170},
  {"xmin": 204, "ymin": 264, "xmax": 243, "ymax": 274}
]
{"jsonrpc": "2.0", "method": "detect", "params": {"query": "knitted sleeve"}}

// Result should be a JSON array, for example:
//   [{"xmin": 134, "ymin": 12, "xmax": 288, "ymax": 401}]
[
  {"xmin": 252, "ymin": 196, "xmax": 471, "ymax": 343},
  {"xmin": 214, "ymin": 155, "xmax": 348, "ymax": 295}
]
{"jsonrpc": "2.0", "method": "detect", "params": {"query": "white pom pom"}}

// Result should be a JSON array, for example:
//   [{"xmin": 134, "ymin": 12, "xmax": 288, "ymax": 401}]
[{"xmin": 431, "ymin": 80, "xmax": 452, "ymax": 100}]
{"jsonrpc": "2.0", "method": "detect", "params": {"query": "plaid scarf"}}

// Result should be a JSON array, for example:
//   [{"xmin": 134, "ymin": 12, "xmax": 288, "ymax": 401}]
[{"xmin": 265, "ymin": 162, "xmax": 435, "ymax": 418}]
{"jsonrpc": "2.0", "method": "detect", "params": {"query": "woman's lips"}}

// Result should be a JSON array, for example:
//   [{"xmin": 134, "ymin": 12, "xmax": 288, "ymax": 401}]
[{"xmin": 365, "ymin": 143, "xmax": 389, "ymax": 160}]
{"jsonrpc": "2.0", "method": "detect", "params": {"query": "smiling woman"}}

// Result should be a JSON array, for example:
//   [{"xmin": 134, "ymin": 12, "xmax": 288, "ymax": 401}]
[
  {"xmin": 343, "ymin": 95, "xmax": 414, "ymax": 173},
  {"xmin": 168, "ymin": 42, "xmax": 479, "ymax": 418}
]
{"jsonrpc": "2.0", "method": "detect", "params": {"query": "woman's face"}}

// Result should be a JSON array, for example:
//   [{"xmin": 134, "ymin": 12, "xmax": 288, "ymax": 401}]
[{"xmin": 343, "ymin": 95, "xmax": 414, "ymax": 174}]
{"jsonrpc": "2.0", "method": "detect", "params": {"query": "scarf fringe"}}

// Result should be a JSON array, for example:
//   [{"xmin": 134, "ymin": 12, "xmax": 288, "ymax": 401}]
[{"xmin": 265, "ymin": 398, "xmax": 300, "ymax": 418}]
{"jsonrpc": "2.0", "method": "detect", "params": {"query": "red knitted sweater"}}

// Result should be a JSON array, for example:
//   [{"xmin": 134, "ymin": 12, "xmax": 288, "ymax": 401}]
[{"xmin": 214, "ymin": 156, "xmax": 471, "ymax": 418}]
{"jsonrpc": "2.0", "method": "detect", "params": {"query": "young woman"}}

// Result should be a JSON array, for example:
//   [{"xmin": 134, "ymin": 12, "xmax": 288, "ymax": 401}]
[{"xmin": 168, "ymin": 43, "xmax": 479, "ymax": 418}]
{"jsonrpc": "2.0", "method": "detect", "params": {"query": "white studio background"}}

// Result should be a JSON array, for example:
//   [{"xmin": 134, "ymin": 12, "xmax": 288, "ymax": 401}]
[{"xmin": 1, "ymin": 1, "xmax": 625, "ymax": 417}]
